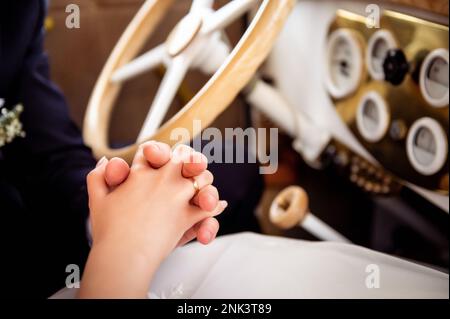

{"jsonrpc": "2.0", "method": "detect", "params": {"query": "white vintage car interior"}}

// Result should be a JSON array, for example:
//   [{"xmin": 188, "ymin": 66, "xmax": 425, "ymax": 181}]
[{"xmin": 49, "ymin": 0, "xmax": 449, "ymax": 298}]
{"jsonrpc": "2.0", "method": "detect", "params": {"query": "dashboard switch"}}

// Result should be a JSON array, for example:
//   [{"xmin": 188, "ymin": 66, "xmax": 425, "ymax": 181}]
[{"xmin": 383, "ymin": 49, "xmax": 409, "ymax": 85}]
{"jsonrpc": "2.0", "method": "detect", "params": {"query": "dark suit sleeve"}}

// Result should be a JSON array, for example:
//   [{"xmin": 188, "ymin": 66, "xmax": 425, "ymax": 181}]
[{"xmin": 4, "ymin": 1, "xmax": 96, "ymax": 221}]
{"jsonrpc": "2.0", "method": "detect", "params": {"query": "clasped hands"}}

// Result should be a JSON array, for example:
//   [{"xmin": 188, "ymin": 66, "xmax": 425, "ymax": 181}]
[{"xmin": 79, "ymin": 142, "xmax": 227, "ymax": 298}]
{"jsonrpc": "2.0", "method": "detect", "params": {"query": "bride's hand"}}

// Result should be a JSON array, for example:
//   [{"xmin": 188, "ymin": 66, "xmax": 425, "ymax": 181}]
[
  {"xmin": 88, "ymin": 145, "xmax": 227, "ymax": 260},
  {"xmin": 102, "ymin": 141, "xmax": 222, "ymax": 246},
  {"xmin": 79, "ymin": 145, "xmax": 227, "ymax": 298}
]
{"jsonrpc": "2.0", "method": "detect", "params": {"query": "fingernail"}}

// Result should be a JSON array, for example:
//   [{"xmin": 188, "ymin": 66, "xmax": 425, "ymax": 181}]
[
  {"xmin": 150, "ymin": 145, "xmax": 160, "ymax": 155},
  {"xmin": 96, "ymin": 156, "xmax": 107, "ymax": 168},
  {"xmin": 191, "ymin": 152, "xmax": 207, "ymax": 165},
  {"xmin": 204, "ymin": 231, "xmax": 213, "ymax": 243},
  {"xmin": 200, "ymin": 153, "xmax": 208, "ymax": 164},
  {"xmin": 220, "ymin": 200, "xmax": 228, "ymax": 209},
  {"xmin": 148, "ymin": 141, "xmax": 160, "ymax": 152},
  {"xmin": 153, "ymin": 141, "xmax": 161, "ymax": 150},
  {"xmin": 191, "ymin": 152, "xmax": 200, "ymax": 164}
]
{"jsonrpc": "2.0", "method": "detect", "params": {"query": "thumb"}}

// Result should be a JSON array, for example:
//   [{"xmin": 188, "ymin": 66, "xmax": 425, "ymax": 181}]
[{"xmin": 87, "ymin": 157, "xmax": 109, "ymax": 204}]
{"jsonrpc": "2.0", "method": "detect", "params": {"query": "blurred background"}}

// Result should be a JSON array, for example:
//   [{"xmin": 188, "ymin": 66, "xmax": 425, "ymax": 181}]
[{"xmin": 45, "ymin": 0, "xmax": 248, "ymax": 144}]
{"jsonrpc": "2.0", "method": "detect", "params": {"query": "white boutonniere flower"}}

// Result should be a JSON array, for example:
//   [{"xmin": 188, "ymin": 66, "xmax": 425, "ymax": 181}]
[{"xmin": 0, "ymin": 100, "xmax": 26, "ymax": 148}]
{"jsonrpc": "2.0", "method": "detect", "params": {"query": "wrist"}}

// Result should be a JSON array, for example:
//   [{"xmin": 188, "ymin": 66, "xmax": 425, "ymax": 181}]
[
  {"xmin": 79, "ymin": 240, "xmax": 163, "ymax": 298},
  {"xmin": 94, "ymin": 236, "xmax": 167, "ymax": 265}
]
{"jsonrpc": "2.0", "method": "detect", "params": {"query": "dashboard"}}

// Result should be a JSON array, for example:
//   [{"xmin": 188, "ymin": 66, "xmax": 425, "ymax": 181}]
[
  {"xmin": 265, "ymin": 0, "xmax": 448, "ymax": 212},
  {"xmin": 326, "ymin": 10, "xmax": 448, "ymax": 194}
]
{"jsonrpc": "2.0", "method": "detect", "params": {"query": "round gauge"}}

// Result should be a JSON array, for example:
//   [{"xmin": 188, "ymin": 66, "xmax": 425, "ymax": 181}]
[
  {"xmin": 407, "ymin": 117, "xmax": 448, "ymax": 176},
  {"xmin": 366, "ymin": 30, "xmax": 397, "ymax": 81},
  {"xmin": 420, "ymin": 48, "xmax": 449, "ymax": 108},
  {"xmin": 356, "ymin": 91, "xmax": 390, "ymax": 142},
  {"xmin": 325, "ymin": 29, "xmax": 365, "ymax": 99}
]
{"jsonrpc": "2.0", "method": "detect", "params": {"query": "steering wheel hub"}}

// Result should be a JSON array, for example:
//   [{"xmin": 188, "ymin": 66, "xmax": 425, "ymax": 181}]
[{"xmin": 166, "ymin": 13, "xmax": 203, "ymax": 57}]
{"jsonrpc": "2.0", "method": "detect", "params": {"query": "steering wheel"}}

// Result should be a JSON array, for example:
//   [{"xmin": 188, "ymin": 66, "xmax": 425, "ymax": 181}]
[{"xmin": 83, "ymin": 0, "xmax": 295, "ymax": 163}]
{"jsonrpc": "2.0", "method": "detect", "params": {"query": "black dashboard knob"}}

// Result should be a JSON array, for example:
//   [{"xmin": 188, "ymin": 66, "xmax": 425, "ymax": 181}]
[{"xmin": 383, "ymin": 49, "xmax": 410, "ymax": 85}]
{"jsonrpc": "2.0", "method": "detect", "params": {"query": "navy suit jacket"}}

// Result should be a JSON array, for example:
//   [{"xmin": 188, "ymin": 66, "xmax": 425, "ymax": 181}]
[{"xmin": 0, "ymin": 1, "xmax": 95, "ymax": 297}]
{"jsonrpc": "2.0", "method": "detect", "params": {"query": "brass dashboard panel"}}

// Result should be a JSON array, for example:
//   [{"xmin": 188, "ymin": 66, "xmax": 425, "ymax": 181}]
[{"xmin": 328, "ymin": 10, "xmax": 448, "ymax": 194}]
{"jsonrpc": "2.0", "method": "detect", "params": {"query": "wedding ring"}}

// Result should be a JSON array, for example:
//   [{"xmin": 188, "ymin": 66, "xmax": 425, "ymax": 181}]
[{"xmin": 192, "ymin": 179, "xmax": 200, "ymax": 194}]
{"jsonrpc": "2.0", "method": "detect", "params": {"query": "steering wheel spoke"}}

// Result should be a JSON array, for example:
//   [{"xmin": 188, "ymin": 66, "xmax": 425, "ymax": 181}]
[
  {"xmin": 202, "ymin": 0, "xmax": 258, "ymax": 34},
  {"xmin": 111, "ymin": 44, "xmax": 167, "ymax": 83},
  {"xmin": 137, "ymin": 56, "xmax": 190, "ymax": 142}
]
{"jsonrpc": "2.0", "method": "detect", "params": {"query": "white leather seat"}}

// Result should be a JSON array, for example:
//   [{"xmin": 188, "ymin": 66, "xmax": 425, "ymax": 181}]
[{"xmin": 52, "ymin": 232, "xmax": 449, "ymax": 299}]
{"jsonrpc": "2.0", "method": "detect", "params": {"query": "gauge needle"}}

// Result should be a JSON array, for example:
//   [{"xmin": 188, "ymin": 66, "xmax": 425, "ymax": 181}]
[{"xmin": 333, "ymin": 59, "xmax": 351, "ymax": 76}]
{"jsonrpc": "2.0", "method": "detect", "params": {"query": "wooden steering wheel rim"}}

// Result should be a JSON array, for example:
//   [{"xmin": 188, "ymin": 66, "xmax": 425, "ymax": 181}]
[{"xmin": 83, "ymin": 0, "xmax": 295, "ymax": 163}]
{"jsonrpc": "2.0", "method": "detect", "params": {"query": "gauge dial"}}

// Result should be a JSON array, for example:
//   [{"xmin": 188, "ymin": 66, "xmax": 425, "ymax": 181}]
[
  {"xmin": 367, "ymin": 30, "xmax": 397, "ymax": 80},
  {"xmin": 356, "ymin": 91, "xmax": 390, "ymax": 142},
  {"xmin": 407, "ymin": 117, "xmax": 448, "ymax": 175},
  {"xmin": 413, "ymin": 127, "xmax": 437, "ymax": 166},
  {"xmin": 420, "ymin": 49, "xmax": 449, "ymax": 108},
  {"xmin": 325, "ymin": 29, "xmax": 364, "ymax": 99}
]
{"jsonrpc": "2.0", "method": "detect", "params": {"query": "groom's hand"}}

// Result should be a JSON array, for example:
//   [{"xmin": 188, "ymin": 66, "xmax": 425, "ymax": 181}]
[{"xmin": 102, "ymin": 141, "xmax": 222, "ymax": 246}]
